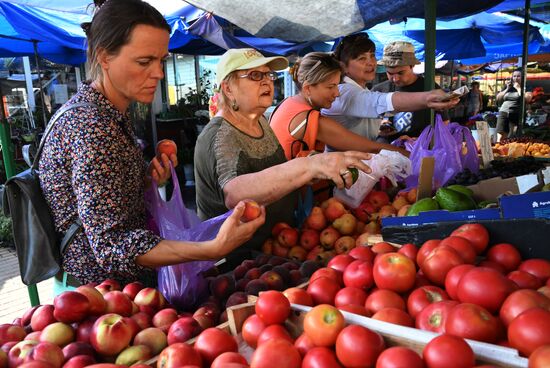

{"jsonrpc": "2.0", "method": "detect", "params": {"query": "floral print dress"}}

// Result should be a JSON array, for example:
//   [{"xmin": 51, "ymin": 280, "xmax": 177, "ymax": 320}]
[{"xmin": 39, "ymin": 82, "xmax": 161, "ymax": 285}]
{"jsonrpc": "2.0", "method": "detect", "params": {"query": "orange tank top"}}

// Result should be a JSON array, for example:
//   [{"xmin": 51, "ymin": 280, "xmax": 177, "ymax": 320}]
[{"xmin": 270, "ymin": 97, "xmax": 325, "ymax": 160}]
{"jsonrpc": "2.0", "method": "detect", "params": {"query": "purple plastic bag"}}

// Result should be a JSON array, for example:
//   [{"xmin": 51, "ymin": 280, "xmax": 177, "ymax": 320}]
[
  {"xmin": 145, "ymin": 164, "xmax": 230, "ymax": 311},
  {"xmin": 406, "ymin": 115, "xmax": 463, "ymax": 190},
  {"xmin": 448, "ymin": 122, "xmax": 480, "ymax": 174}
]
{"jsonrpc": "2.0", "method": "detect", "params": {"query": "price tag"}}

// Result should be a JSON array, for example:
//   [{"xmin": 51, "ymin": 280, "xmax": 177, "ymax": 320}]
[
  {"xmin": 475, "ymin": 121, "xmax": 494, "ymax": 168},
  {"xmin": 417, "ymin": 156, "xmax": 435, "ymax": 200}
]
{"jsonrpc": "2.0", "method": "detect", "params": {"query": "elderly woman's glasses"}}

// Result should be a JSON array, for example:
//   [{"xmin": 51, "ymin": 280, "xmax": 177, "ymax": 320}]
[{"xmin": 239, "ymin": 71, "xmax": 278, "ymax": 82}]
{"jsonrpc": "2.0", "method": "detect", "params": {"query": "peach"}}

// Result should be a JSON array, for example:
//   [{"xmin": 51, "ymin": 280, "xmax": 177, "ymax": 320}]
[
  {"xmin": 89, "ymin": 314, "xmax": 133, "ymax": 356},
  {"xmin": 39, "ymin": 322, "xmax": 75, "ymax": 348},
  {"xmin": 53, "ymin": 292, "xmax": 90, "ymax": 324},
  {"xmin": 133, "ymin": 288, "xmax": 166, "ymax": 312},
  {"xmin": 305, "ymin": 207, "xmax": 327, "ymax": 231},
  {"xmin": 121, "ymin": 282, "xmax": 145, "ymax": 300},
  {"xmin": 152, "ymin": 308, "xmax": 178, "ymax": 333},
  {"xmin": 156, "ymin": 139, "xmax": 177, "ymax": 158},
  {"xmin": 133, "ymin": 327, "xmax": 167, "ymax": 356},
  {"xmin": 24, "ymin": 341, "xmax": 64, "ymax": 368},
  {"xmin": 75, "ymin": 286, "xmax": 106, "ymax": 316},
  {"xmin": 103, "ymin": 291, "xmax": 133, "ymax": 317},
  {"xmin": 241, "ymin": 200, "xmax": 261, "ymax": 222},
  {"xmin": 30, "ymin": 305, "xmax": 56, "ymax": 332}
]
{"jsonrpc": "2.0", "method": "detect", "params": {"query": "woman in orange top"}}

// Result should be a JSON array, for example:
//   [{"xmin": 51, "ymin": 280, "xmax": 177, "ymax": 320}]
[{"xmin": 270, "ymin": 52, "xmax": 408, "ymax": 160}]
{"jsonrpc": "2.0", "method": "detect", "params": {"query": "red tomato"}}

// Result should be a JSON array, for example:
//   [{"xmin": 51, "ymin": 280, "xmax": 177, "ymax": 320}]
[
  {"xmin": 372, "ymin": 307, "xmax": 414, "ymax": 327},
  {"xmin": 157, "ymin": 343, "xmax": 202, "ymax": 368},
  {"xmin": 413, "ymin": 271, "xmax": 432, "ymax": 288},
  {"xmin": 445, "ymin": 264, "xmax": 476, "ymax": 300},
  {"xmin": 241, "ymin": 314, "xmax": 267, "ymax": 348},
  {"xmin": 364, "ymin": 289, "xmax": 406, "ymax": 315},
  {"xmin": 348, "ymin": 246, "xmax": 375, "ymax": 263},
  {"xmin": 250, "ymin": 339, "xmax": 301, "ymax": 368},
  {"xmin": 445, "ymin": 303, "xmax": 499, "ymax": 343},
  {"xmin": 439, "ymin": 236, "xmax": 477, "ymax": 264},
  {"xmin": 416, "ymin": 239, "xmax": 441, "ymax": 268},
  {"xmin": 373, "ymin": 252, "xmax": 416, "ymax": 293},
  {"xmin": 343, "ymin": 260, "xmax": 374, "ymax": 291},
  {"xmin": 499, "ymin": 289, "xmax": 550, "ymax": 327},
  {"xmin": 519, "ymin": 259, "xmax": 550, "ymax": 283},
  {"xmin": 338, "ymin": 304, "xmax": 371, "ymax": 317},
  {"xmin": 457, "ymin": 267, "xmax": 516, "ymax": 313},
  {"xmin": 303, "ymin": 304, "xmax": 345, "ymax": 347},
  {"xmin": 257, "ymin": 324, "xmax": 293, "ymax": 346},
  {"xmin": 407, "ymin": 285, "xmax": 450, "ymax": 318},
  {"xmin": 335, "ymin": 325, "xmax": 385, "ymax": 368},
  {"xmin": 397, "ymin": 243, "xmax": 419, "ymax": 264},
  {"xmin": 375, "ymin": 346, "xmax": 424, "ymax": 368},
  {"xmin": 302, "ymin": 347, "xmax": 343, "ymax": 368},
  {"xmin": 194, "ymin": 328, "xmax": 238, "ymax": 366},
  {"xmin": 421, "ymin": 245, "xmax": 465, "ymax": 286},
  {"xmin": 283, "ymin": 288, "xmax": 314, "ymax": 306},
  {"xmin": 529, "ymin": 345, "xmax": 550, "ymax": 368},
  {"xmin": 486, "ymin": 243, "xmax": 522, "ymax": 273},
  {"xmin": 450, "ymin": 223, "xmax": 489, "ymax": 254},
  {"xmin": 507, "ymin": 270, "xmax": 543, "ymax": 290},
  {"xmin": 327, "ymin": 254, "xmax": 355, "ymax": 274},
  {"xmin": 477, "ymin": 260, "xmax": 507, "ymax": 274},
  {"xmin": 310, "ymin": 267, "xmax": 343, "ymax": 285},
  {"xmin": 334, "ymin": 287, "xmax": 368, "ymax": 308},
  {"xmin": 508, "ymin": 308, "xmax": 550, "ymax": 357},
  {"xmin": 423, "ymin": 334, "xmax": 475, "ymax": 368},
  {"xmin": 415, "ymin": 300, "xmax": 459, "ymax": 333},
  {"xmin": 307, "ymin": 277, "xmax": 341, "ymax": 306},
  {"xmin": 255, "ymin": 290, "xmax": 291, "ymax": 325},
  {"xmin": 211, "ymin": 352, "xmax": 248, "ymax": 368},
  {"xmin": 294, "ymin": 333, "xmax": 316, "ymax": 357}
]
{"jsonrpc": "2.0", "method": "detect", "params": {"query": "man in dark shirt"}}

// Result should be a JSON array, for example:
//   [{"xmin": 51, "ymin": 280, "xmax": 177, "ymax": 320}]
[{"xmin": 373, "ymin": 41, "xmax": 448, "ymax": 142}]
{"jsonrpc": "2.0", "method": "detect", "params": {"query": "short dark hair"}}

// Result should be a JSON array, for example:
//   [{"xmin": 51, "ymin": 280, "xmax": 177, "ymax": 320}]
[
  {"xmin": 333, "ymin": 33, "xmax": 375, "ymax": 66},
  {"xmin": 81, "ymin": 0, "xmax": 170, "ymax": 80}
]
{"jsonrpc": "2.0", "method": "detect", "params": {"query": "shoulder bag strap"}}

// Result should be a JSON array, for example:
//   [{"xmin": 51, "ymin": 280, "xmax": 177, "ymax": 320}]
[{"xmin": 32, "ymin": 102, "xmax": 96, "ymax": 253}]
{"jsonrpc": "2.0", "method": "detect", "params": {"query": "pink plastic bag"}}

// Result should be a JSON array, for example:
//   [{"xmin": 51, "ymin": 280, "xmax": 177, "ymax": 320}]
[
  {"xmin": 145, "ymin": 164, "xmax": 230, "ymax": 311},
  {"xmin": 405, "ymin": 115, "xmax": 463, "ymax": 190}
]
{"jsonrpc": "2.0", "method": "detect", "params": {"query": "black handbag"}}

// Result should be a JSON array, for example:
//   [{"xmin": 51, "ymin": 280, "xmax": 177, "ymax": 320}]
[{"xmin": 2, "ymin": 102, "xmax": 95, "ymax": 285}]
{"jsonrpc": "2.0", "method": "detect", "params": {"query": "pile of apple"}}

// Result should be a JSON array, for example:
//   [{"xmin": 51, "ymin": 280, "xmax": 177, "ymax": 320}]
[
  {"xmin": 0, "ymin": 279, "xmax": 223, "ymax": 368},
  {"xmin": 285, "ymin": 222, "xmax": 550, "ymax": 365}
]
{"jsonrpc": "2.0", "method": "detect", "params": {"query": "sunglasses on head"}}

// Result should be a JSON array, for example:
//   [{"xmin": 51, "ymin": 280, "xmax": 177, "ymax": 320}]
[{"xmin": 239, "ymin": 70, "xmax": 278, "ymax": 82}]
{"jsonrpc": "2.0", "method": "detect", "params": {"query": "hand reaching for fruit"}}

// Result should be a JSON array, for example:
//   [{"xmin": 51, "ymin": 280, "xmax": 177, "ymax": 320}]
[{"xmin": 147, "ymin": 140, "xmax": 179, "ymax": 187}]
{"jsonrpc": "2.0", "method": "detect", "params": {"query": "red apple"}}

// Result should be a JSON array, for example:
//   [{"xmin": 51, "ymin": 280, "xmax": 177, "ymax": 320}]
[
  {"xmin": 61, "ymin": 342, "xmax": 95, "ymax": 361},
  {"xmin": 156, "ymin": 139, "xmax": 177, "ymax": 158},
  {"xmin": 74, "ymin": 318, "xmax": 96, "ymax": 344},
  {"xmin": 167, "ymin": 317, "xmax": 202, "ymax": 345},
  {"xmin": 133, "ymin": 328, "xmax": 167, "ymax": 356},
  {"xmin": 241, "ymin": 200, "xmax": 261, "ymax": 222},
  {"xmin": 75, "ymin": 286, "xmax": 106, "ymax": 316},
  {"xmin": 103, "ymin": 291, "xmax": 133, "ymax": 317},
  {"xmin": 39, "ymin": 322, "xmax": 74, "ymax": 347},
  {"xmin": 62, "ymin": 354, "xmax": 96, "ymax": 368},
  {"xmin": 53, "ymin": 292, "xmax": 90, "ymax": 324},
  {"xmin": 133, "ymin": 288, "xmax": 166, "ymax": 312},
  {"xmin": 278, "ymin": 228, "xmax": 299, "ymax": 248},
  {"xmin": 30, "ymin": 306, "xmax": 56, "ymax": 332},
  {"xmin": 299, "ymin": 229, "xmax": 320, "ymax": 251},
  {"xmin": 89, "ymin": 314, "xmax": 133, "ymax": 356},
  {"xmin": 21, "ymin": 307, "xmax": 41, "ymax": 328},
  {"xmin": 24, "ymin": 341, "xmax": 64, "ymax": 368},
  {"xmin": 152, "ymin": 308, "xmax": 178, "ymax": 333},
  {"xmin": 121, "ymin": 282, "xmax": 144, "ymax": 301},
  {"xmin": 0, "ymin": 324, "xmax": 26, "ymax": 345}
]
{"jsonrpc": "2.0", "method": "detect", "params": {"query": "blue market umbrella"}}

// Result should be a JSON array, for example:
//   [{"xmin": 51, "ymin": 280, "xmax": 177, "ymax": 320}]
[{"xmin": 183, "ymin": 0, "xmax": 504, "ymax": 42}]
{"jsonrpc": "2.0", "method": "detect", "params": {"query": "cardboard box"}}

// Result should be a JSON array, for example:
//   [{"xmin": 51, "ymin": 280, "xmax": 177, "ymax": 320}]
[
  {"xmin": 466, "ymin": 172, "xmax": 541, "ymax": 203},
  {"xmin": 500, "ymin": 191, "xmax": 550, "ymax": 220}
]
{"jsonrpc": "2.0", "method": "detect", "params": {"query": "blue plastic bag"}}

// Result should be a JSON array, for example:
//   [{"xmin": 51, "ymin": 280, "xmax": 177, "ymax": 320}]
[{"xmin": 145, "ymin": 164, "xmax": 230, "ymax": 311}]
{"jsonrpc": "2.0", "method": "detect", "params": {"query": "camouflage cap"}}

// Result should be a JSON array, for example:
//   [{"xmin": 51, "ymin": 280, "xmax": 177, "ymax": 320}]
[{"xmin": 378, "ymin": 41, "xmax": 420, "ymax": 67}]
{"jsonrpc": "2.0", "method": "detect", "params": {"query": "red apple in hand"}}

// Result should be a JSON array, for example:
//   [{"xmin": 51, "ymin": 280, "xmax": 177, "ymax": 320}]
[
  {"xmin": 156, "ymin": 139, "xmax": 177, "ymax": 159},
  {"xmin": 89, "ymin": 314, "xmax": 133, "ymax": 356},
  {"xmin": 241, "ymin": 200, "xmax": 261, "ymax": 222},
  {"xmin": 53, "ymin": 292, "xmax": 90, "ymax": 324}
]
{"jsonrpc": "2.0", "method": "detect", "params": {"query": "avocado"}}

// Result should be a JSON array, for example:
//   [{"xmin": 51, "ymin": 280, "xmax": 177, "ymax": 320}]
[
  {"xmin": 435, "ymin": 187, "xmax": 477, "ymax": 212},
  {"xmin": 446, "ymin": 184, "xmax": 474, "ymax": 198},
  {"xmin": 406, "ymin": 198, "xmax": 440, "ymax": 216}
]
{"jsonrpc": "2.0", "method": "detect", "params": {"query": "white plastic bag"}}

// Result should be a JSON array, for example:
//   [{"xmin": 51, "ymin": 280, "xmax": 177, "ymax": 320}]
[{"xmin": 334, "ymin": 150, "xmax": 411, "ymax": 208}]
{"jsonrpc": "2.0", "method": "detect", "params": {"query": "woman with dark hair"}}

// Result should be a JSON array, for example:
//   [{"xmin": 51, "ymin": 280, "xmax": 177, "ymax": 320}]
[
  {"xmin": 496, "ymin": 69, "xmax": 532, "ymax": 139},
  {"xmin": 38, "ymin": 0, "xmax": 265, "ymax": 288},
  {"xmin": 323, "ymin": 33, "xmax": 458, "ymax": 143}
]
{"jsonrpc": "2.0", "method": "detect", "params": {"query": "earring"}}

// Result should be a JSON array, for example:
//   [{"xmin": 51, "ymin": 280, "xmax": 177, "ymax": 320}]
[
  {"xmin": 306, "ymin": 95, "xmax": 313, "ymax": 106},
  {"xmin": 231, "ymin": 100, "xmax": 239, "ymax": 111}
]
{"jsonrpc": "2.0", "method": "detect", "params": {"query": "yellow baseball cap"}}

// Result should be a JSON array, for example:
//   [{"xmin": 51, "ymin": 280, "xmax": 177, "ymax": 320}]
[{"xmin": 216, "ymin": 48, "xmax": 289, "ymax": 86}]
